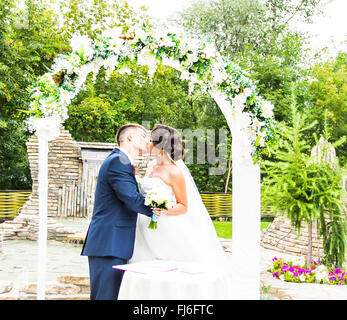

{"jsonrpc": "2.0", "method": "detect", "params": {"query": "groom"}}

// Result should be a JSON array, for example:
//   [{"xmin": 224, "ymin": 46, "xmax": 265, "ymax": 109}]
[{"xmin": 81, "ymin": 123, "xmax": 154, "ymax": 300}]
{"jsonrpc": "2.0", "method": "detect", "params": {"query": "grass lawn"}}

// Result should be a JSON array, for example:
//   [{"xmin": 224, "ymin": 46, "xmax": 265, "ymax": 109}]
[{"xmin": 213, "ymin": 219, "xmax": 273, "ymax": 239}]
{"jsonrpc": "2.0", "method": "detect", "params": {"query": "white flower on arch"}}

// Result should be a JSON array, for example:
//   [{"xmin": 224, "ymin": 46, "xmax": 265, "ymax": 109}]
[
  {"xmin": 70, "ymin": 35, "xmax": 94, "ymax": 61},
  {"xmin": 26, "ymin": 22, "xmax": 275, "ymax": 162}
]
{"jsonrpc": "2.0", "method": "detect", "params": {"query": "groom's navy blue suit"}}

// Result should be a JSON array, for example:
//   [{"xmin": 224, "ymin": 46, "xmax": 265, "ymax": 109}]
[{"xmin": 81, "ymin": 148, "xmax": 153, "ymax": 300}]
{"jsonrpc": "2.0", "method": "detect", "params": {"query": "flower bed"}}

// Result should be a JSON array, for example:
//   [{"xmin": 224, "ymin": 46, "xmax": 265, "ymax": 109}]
[{"xmin": 268, "ymin": 257, "xmax": 347, "ymax": 285}]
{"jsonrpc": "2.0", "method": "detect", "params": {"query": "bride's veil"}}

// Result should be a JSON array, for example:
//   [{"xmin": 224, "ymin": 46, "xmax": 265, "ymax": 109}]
[{"xmin": 174, "ymin": 159, "xmax": 229, "ymax": 268}]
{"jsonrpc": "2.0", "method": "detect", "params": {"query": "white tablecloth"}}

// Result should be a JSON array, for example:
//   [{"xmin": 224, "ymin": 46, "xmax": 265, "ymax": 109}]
[{"xmin": 115, "ymin": 260, "xmax": 231, "ymax": 300}]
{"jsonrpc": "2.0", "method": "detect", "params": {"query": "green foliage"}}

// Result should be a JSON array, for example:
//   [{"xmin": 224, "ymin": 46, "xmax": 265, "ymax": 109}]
[
  {"xmin": 320, "ymin": 204, "xmax": 347, "ymax": 269},
  {"xmin": 264, "ymin": 0, "xmax": 324, "ymax": 32},
  {"xmin": 1, "ymin": 0, "xmax": 341, "ymax": 200},
  {"xmin": 175, "ymin": 0, "xmax": 323, "ymax": 58},
  {"xmin": 59, "ymin": 0, "xmax": 148, "ymax": 40},
  {"xmin": 0, "ymin": 0, "xmax": 67, "ymax": 119},
  {"xmin": 301, "ymin": 52, "xmax": 347, "ymax": 165},
  {"xmin": 64, "ymin": 96, "xmax": 123, "ymax": 142},
  {"xmin": 262, "ymin": 91, "xmax": 318, "ymax": 230},
  {"xmin": 174, "ymin": 0, "xmax": 270, "ymax": 56},
  {"xmin": 0, "ymin": 0, "xmax": 66, "ymax": 190},
  {"xmin": 262, "ymin": 89, "xmax": 346, "ymax": 267},
  {"xmin": 0, "ymin": 120, "xmax": 32, "ymax": 189},
  {"xmin": 175, "ymin": 0, "xmax": 316, "ymax": 127},
  {"xmin": 67, "ymin": 64, "xmax": 232, "ymax": 192},
  {"xmin": 96, "ymin": 64, "xmax": 194, "ymax": 128}
]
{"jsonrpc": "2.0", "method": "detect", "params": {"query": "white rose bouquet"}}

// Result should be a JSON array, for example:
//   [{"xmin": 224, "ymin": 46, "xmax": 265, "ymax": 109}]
[{"xmin": 144, "ymin": 186, "xmax": 175, "ymax": 229}]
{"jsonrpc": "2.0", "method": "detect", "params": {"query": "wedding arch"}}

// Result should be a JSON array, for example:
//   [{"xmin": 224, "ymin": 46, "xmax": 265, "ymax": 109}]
[{"xmin": 26, "ymin": 21, "xmax": 276, "ymax": 300}]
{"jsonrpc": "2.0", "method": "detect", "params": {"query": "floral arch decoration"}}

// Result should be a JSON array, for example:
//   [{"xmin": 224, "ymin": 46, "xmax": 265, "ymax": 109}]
[
  {"xmin": 26, "ymin": 22, "xmax": 275, "ymax": 164},
  {"xmin": 26, "ymin": 21, "xmax": 275, "ymax": 300}
]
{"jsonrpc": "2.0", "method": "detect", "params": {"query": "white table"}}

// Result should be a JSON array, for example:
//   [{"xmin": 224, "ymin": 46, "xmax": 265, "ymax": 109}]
[{"xmin": 114, "ymin": 260, "xmax": 231, "ymax": 300}]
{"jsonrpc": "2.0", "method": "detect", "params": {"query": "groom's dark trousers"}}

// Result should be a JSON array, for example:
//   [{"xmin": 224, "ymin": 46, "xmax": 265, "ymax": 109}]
[{"xmin": 81, "ymin": 148, "xmax": 153, "ymax": 300}]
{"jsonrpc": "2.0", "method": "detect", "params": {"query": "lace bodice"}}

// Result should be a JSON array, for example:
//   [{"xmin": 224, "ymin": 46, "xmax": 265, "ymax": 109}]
[{"xmin": 139, "ymin": 159, "xmax": 175, "ymax": 198}]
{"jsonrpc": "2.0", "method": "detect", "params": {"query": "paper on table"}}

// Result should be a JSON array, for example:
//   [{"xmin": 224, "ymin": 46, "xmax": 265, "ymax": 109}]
[
  {"xmin": 113, "ymin": 260, "xmax": 210, "ymax": 275},
  {"xmin": 176, "ymin": 262, "xmax": 209, "ymax": 275},
  {"xmin": 112, "ymin": 260, "xmax": 179, "ymax": 274}
]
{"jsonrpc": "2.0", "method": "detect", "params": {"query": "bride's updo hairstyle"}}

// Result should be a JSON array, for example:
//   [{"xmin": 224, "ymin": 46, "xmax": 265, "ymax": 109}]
[{"xmin": 151, "ymin": 124, "xmax": 185, "ymax": 161}]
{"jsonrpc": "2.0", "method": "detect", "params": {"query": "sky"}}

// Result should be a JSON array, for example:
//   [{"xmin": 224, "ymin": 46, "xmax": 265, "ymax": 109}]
[{"xmin": 128, "ymin": 0, "xmax": 347, "ymax": 57}]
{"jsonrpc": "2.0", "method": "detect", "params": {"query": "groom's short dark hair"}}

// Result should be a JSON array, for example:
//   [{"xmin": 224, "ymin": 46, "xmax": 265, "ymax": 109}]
[{"xmin": 116, "ymin": 123, "xmax": 147, "ymax": 145}]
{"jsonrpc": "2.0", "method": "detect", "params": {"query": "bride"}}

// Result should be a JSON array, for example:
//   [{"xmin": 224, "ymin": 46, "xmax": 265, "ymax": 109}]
[{"xmin": 130, "ymin": 124, "xmax": 228, "ymax": 269}]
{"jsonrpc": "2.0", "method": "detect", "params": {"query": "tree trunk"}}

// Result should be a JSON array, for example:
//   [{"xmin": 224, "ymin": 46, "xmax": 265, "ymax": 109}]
[
  {"xmin": 307, "ymin": 220, "xmax": 313, "ymax": 269},
  {"xmin": 224, "ymin": 143, "xmax": 232, "ymax": 193}
]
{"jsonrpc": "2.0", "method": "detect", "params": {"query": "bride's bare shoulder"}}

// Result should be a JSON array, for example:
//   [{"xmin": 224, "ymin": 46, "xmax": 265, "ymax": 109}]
[{"xmin": 168, "ymin": 163, "xmax": 185, "ymax": 181}]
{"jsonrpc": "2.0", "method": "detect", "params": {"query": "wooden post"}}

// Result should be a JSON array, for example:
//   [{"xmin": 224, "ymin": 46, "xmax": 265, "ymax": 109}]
[
  {"xmin": 57, "ymin": 188, "xmax": 62, "ymax": 217},
  {"xmin": 61, "ymin": 184, "xmax": 66, "ymax": 218}
]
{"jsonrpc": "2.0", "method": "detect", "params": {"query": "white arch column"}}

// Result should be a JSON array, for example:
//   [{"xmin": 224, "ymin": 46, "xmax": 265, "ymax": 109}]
[
  {"xmin": 34, "ymin": 116, "xmax": 61, "ymax": 300},
  {"xmin": 211, "ymin": 91, "xmax": 261, "ymax": 300}
]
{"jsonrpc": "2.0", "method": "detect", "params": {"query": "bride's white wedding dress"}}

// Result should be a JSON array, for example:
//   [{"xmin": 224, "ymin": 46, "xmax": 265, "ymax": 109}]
[
  {"xmin": 131, "ymin": 159, "xmax": 229, "ymax": 270},
  {"xmin": 117, "ymin": 159, "xmax": 234, "ymax": 300}
]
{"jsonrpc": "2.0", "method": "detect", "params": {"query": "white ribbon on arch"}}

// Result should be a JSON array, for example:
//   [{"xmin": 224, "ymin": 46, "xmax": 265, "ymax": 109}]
[{"xmin": 210, "ymin": 89, "xmax": 261, "ymax": 300}]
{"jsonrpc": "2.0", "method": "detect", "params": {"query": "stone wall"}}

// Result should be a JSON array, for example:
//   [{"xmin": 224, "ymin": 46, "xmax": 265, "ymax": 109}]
[
  {"xmin": 261, "ymin": 208, "xmax": 347, "ymax": 260},
  {"xmin": 0, "ymin": 127, "xmax": 82, "ymax": 241},
  {"xmin": 261, "ymin": 216, "xmax": 324, "ymax": 258},
  {"xmin": 0, "ymin": 127, "xmax": 151, "ymax": 242},
  {"xmin": 26, "ymin": 126, "xmax": 82, "ymax": 218}
]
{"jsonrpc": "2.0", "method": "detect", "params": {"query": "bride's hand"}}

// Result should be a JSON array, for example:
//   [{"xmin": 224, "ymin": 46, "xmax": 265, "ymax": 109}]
[{"xmin": 151, "ymin": 208, "xmax": 167, "ymax": 217}]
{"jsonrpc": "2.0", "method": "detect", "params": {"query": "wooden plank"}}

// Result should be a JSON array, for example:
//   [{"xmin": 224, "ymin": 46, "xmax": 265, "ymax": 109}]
[
  {"xmin": 71, "ymin": 184, "xmax": 75, "ymax": 217},
  {"xmin": 74, "ymin": 184, "xmax": 77, "ymax": 217},
  {"xmin": 83, "ymin": 163, "xmax": 89, "ymax": 218},
  {"xmin": 80, "ymin": 182, "xmax": 84, "ymax": 218},
  {"xmin": 57, "ymin": 187, "xmax": 62, "ymax": 217},
  {"xmin": 89, "ymin": 170, "xmax": 94, "ymax": 218},
  {"xmin": 74, "ymin": 184, "xmax": 78, "ymax": 218},
  {"xmin": 64, "ymin": 184, "xmax": 69, "ymax": 217},
  {"xmin": 61, "ymin": 184, "xmax": 66, "ymax": 218},
  {"xmin": 77, "ymin": 184, "xmax": 81, "ymax": 218},
  {"xmin": 67, "ymin": 185, "xmax": 72, "ymax": 217},
  {"xmin": 74, "ymin": 184, "xmax": 78, "ymax": 217}
]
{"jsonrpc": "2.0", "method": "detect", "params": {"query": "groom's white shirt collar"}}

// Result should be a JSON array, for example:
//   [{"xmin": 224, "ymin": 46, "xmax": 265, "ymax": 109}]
[{"xmin": 116, "ymin": 147, "xmax": 134, "ymax": 166}]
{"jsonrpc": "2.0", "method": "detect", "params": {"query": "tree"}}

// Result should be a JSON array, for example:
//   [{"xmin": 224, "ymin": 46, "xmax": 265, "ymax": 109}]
[
  {"xmin": 0, "ymin": 0, "xmax": 67, "ymax": 120},
  {"xmin": 174, "ymin": 0, "xmax": 317, "ymax": 125},
  {"xmin": 174, "ymin": 0, "xmax": 324, "ymax": 57},
  {"xmin": 264, "ymin": 0, "xmax": 324, "ymax": 33},
  {"xmin": 302, "ymin": 52, "xmax": 347, "ymax": 165},
  {"xmin": 262, "ymin": 87, "xmax": 346, "ymax": 268},
  {"xmin": 237, "ymin": 30, "xmax": 309, "ymax": 122},
  {"xmin": 65, "ymin": 62, "xmax": 232, "ymax": 192},
  {"xmin": 58, "ymin": 0, "xmax": 148, "ymax": 40},
  {"xmin": 64, "ymin": 96, "xmax": 125, "ymax": 142},
  {"xmin": 174, "ymin": 0, "xmax": 271, "ymax": 57},
  {"xmin": 0, "ymin": 0, "xmax": 67, "ymax": 189},
  {"xmin": 0, "ymin": 120, "xmax": 32, "ymax": 189}
]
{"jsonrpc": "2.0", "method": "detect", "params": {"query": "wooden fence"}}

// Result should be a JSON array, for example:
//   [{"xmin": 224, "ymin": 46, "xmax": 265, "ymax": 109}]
[
  {"xmin": 200, "ymin": 192, "xmax": 233, "ymax": 218},
  {"xmin": 57, "ymin": 163, "xmax": 99, "ymax": 218},
  {"xmin": 1, "ymin": 184, "xmax": 275, "ymax": 221},
  {"xmin": 0, "ymin": 190, "xmax": 31, "ymax": 220}
]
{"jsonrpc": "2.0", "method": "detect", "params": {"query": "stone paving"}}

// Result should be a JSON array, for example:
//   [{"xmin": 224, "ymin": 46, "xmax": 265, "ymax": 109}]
[{"xmin": 1, "ymin": 237, "xmax": 347, "ymax": 300}]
